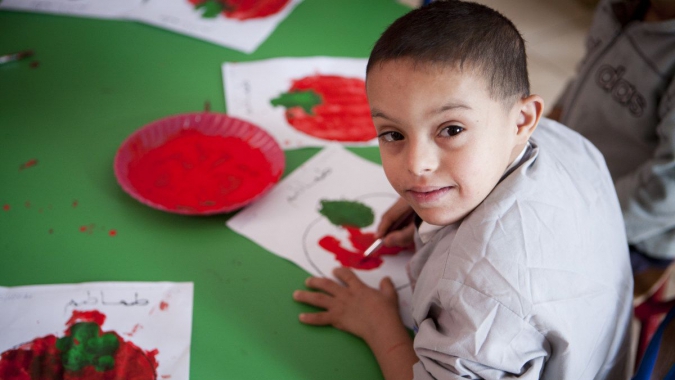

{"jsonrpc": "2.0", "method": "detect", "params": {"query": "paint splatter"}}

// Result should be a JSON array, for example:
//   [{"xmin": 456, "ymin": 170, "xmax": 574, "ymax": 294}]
[
  {"xmin": 125, "ymin": 323, "xmax": 143, "ymax": 337},
  {"xmin": 72, "ymin": 200, "xmax": 79, "ymax": 208},
  {"xmin": 0, "ymin": 310, "xmax": 158, "ymax": 379},
  {"xmin": 188, "ymin": 0, "xmax": 290, "ymax": 20},
  {"xmin": 271, "ymin": 74, "xmax": 376, "ymax": 142},
  {"xmin": 19, "ymin": 158, "xmax": 38, "ymax": 170},
  {"xmin": 30, "ymin": 61, "xmax": 40, "ymax": 69},
  {"xmin": 126, "ymin": 129, "xmax": 276, "ymax": 213},
  {"xmin": 159, "ymin": 301, "xmax": 169, "ymax": 311},
  {"xmin": 49, "ymin": 228, "xmax": 54, "ymax": 234},
  {"xmin": 79, "ymin": 224, "xmax": 95, "ymax": 234},
  {"xmin": 2, "ymin": 204, "xmax": 9, "ymax": 212},
  {"xmin": 109, "ymin": 229, "xmax": 117, "ymax": 237},
  {"xmin": 24, "ymin": 201, "xmax": 31, "ymax": 208}
]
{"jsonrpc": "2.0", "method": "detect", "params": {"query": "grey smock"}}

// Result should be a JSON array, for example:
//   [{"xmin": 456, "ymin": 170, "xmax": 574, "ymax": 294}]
[
  {"xmin": 555, "ymin": 0, "xmax": 675, "ymax": 259},
  {"xmin": 408, "ymin": 119, "xmax": 633, "ymax": 379}
]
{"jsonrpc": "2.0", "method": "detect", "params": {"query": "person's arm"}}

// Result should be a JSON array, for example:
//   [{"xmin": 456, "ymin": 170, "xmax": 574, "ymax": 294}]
[
  {"xmin": 293, "ymin": 267, "xmax": 417, "ymax": 380},
  {"xmin": 614, "ymin": 84, "xmax": 675, "ymax": 258}
]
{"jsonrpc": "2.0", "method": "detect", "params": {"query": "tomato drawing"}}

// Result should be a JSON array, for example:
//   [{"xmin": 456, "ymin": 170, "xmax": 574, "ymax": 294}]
[
  {"xmin": 188, "ymin": 0, "xmax": 291, "ymax": 20},
  {"xmin": 271, "ymin": 75, "xmax": 377, "ymax": 142}
]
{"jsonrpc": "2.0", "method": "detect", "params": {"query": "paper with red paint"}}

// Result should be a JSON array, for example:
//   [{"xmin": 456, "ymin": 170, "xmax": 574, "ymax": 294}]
[
  {"xmin": 0, "ymin": 282, "xmax": 193, "ymax": 379},
  {"xmin": 223, "ymin": 57, "xmax": 379, "ymax": 149},
  {"xmin": 0, "ymin": 0, "xmax": 142, "ymax": 19},
  {"xmin": 126, "ymin": 0, "xmax": 303, "ymax": 53},
  {"xmin": 227, "ymin": 145, "xmax": 413, "ymax": 327}
]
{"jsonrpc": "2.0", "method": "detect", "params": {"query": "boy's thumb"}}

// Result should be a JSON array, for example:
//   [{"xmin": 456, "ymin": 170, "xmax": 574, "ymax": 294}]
[{"xmin": 379, "ymin": 276, "xmax": 397, "ymax": 300}]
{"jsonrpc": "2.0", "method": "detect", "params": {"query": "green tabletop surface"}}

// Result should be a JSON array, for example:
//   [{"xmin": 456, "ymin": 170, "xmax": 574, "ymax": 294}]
[{"xmin": 0, "ymin": 1, "xmax": 410, "ymax": 378}]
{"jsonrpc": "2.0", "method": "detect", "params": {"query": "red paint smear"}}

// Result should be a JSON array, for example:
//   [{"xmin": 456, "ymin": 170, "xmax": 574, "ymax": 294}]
[
  {"xmin": 126, "ymin": 129, "xmax": 275, "ymax": 213},
  {"xmin": 2, "ymin": 204, "xmax": 9, "ymax": 212},
  {"xmin": 188, "ymin": 0, "xmax": 290, "ymax": 20},
  {"xmin": 72, "ymin": 200, "xmax": 78, "ymax": 208},
  {"xmin": 161, "ymin": 375, "xmax": 171, "ymax": 379},
  {"xmin": 66, "ymin": 310, "xmax": 106, "ymax": 327},
  {"xmin": 125, "ymin": 323, "xmax": 143, "ymax": 337},
  {"xmin": 319, "ymin": 226, "xmax": 404, "ymax": 270},
  {"xmin": 0, "ymin": 310, "xmax": 158, "ymax": 379},
  {"xmin": 19, "ymin": 159, "xmax": 38, "ymax": 171},
  {"xmin": 159, "ymin": 301, "xmax": 169, "ymax": 311},
  {"xmin": 29, "ymin": 61, "xmax": 39, "ymax": 69},
  {"xmin": 283, "ymin": 75, "xmax": 375, "ymax": 142},
  {"xmin": 79, "ymin": 224, "xmax": 95, "ymax": 234},
  {"xmin": 109, "ymin": 229, "xmax": 117, "ymax": 237},
  {"xmin": 49, "ymin": 228, "xmax": 54, "ymax": 234}
]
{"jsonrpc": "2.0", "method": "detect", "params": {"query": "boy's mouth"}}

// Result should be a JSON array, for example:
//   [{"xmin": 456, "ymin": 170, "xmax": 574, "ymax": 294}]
[{"xmin": 407, "ymin": 186, "xmax": 453, "ymax": 204}]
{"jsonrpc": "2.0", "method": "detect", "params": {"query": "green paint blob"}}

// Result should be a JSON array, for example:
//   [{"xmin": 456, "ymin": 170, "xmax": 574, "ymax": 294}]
[
  {"xmin": 195, "ymin": 0, "xmax": 224, "ymax": 18},
  {"xmin": 319, "ymin": 200, "xmax": 374, "ymax": 228},
  {"xmin": 270, "ymin": 90, "xmax": 322, "ymax": 115},
  {"xmin": 56, "ymin": 322, "xmax": 120, "ymax": 372}
]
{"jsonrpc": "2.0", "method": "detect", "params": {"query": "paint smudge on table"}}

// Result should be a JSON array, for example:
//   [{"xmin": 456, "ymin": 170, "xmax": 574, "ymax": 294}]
[
  {"xmin": 2, "ymin": 204, "xmax": 9, "ymax": 212},
  {"xmin": 0, "ymin": 309, "xmax": 159, "ymax": 379},
  {"xmin": 109, "ymin": 229, "xmax": 118, "ymax": 237},
  {"xmin": 19, "ymin": 158, "xmax": 38, "ymax": 170},
  {"xmin": 72, "ymin": 200, "xmax": 79, "ymax": 208},
  {"xmin": 159, "ymin": 301, "xmax": 169, "ymax": 311}
]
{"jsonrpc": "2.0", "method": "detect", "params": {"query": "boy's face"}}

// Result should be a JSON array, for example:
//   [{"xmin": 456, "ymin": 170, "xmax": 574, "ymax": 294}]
[{"xmin": 367, "ymin": 60, "xmax": 525, "ymax": 226}]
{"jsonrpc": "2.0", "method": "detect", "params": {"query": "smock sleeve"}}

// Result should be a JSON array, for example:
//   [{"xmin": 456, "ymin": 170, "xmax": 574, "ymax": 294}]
[
  {"xmin": 411, "ymin": 279, "xmax": 549, "ymax": 379},
  {"xmin": 614, "ymin": 79, "xmax": 675, "ymax": 259}
]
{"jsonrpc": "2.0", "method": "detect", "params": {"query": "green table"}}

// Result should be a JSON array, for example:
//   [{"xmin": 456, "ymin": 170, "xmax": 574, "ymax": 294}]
[{"xmin": 0, "ymin": 1, "xmax": 409, "ymax": 378}]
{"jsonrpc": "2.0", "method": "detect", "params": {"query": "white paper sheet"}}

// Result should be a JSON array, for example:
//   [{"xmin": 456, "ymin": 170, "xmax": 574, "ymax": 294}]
[
  {"xmin": 223, "ymin": 57, "xmax": 379, "ymax": 149},
  {"xmin": 0, "ymin": 281, "xmax": 193, "ymax": 379},
  {"xmin": 0, "ymin": 0, "xmax": 143, "ymax": 19},
  {"xmin": 227, "ymin": 145, "xmax": 413, "ymax": 327},
  {"xmin": 126, "ymin": 0, "xmax": 303, "ymax": 53}
]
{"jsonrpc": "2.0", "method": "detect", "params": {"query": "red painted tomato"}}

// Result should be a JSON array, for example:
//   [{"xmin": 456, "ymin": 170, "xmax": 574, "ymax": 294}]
[
  {"xmin": 188, "ymin": 0, "xmax": 290, "ymax": 20},
  {"xmin": 271, "ymin": 74, "xmax": 377, "ymax": 142}
]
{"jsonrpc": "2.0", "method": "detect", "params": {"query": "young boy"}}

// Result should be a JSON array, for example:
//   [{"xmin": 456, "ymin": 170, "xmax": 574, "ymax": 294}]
[{"xmin": 293, "ymin": 1, "xmax": 634, "ymax": 379}]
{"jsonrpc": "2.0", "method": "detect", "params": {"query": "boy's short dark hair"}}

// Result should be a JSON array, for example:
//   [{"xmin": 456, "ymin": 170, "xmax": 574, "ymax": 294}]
[{"xmin": 367, "ymin": 0, "xmax": 530, "ymax": 101}]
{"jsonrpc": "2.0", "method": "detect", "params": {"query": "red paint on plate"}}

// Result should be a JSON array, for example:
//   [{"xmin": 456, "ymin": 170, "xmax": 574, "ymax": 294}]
[{"xmin": 115, "ymin": 113, "xmax": 284, "ymax": 215}]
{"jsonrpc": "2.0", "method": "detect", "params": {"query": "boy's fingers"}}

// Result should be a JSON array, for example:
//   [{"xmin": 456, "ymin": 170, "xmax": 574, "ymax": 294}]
[
  {"xmin": 383, "ymin": 224, "xmax": 415, "ymax": 247},
  {"xmin": 299, "ymin": 311, "xmax": 333, "ymax": 326},
  {"xmin": 376, "ymin": 198, "xmax": 411, "ymax": 238},
  {"xmin": 305, "ymin": 276, "xmax": 344, "ymax": 296},
  {"xmin": 293, "ymin": 290, "xmax": 333, "ymax": 309},
  {"xmin": 333, "ymin": 267, "xmax": 362, "ymax": 288}
]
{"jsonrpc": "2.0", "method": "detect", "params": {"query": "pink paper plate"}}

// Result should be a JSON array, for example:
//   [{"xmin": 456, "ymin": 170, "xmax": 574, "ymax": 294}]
[{"xmin": 114, "ymin": 113, "xmax": 285, "ymax": 215}]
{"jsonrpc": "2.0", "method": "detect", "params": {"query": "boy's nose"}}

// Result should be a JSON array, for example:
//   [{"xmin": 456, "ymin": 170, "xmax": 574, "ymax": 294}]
[{"xmin": 407, "ymin": 141, "xmax": 439, "ymax": 176}]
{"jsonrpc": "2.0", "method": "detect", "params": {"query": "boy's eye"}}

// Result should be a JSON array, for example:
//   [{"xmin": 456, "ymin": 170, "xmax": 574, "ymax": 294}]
[
  {"xmin": 440, "ymin": 125, "xmax": 464, "ymax": 137},
  {"xmin": 379, "ymin": 131, "xmax": 404, "ymax": 142}
]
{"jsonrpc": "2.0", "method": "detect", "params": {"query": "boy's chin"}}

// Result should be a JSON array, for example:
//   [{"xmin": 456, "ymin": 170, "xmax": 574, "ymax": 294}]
[{"xmin": 415, "ymin": 208, "xmax": 467, "ymax": 227}]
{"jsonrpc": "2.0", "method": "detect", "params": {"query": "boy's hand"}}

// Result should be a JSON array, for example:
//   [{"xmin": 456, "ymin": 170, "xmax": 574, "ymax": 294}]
[
  {"xmin": 293, "ymin": 267, "xmax": 401, "ymax": 341},
  {"xmin": 377, "ymin": 197, "xmax": 415, "ymax": 249},
  {"xmin": 294, "ymin": 267, "xmax": 417, "ymax": 380}
]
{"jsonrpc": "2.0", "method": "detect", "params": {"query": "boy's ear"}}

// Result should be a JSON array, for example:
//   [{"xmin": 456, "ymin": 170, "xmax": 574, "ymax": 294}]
[{"xmin": 515, "ymin": 94, "xmax": 544, "ymax": 142}]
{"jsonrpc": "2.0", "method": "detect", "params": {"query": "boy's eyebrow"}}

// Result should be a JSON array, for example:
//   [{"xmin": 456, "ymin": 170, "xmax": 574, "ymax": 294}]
[
  {"xmin": 371, "ymin": 102, "xmax": 472, "ymax": 120},
  {"xmin": 429, "ymin": 102, "xmax": 473, "ymax": 115}
]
